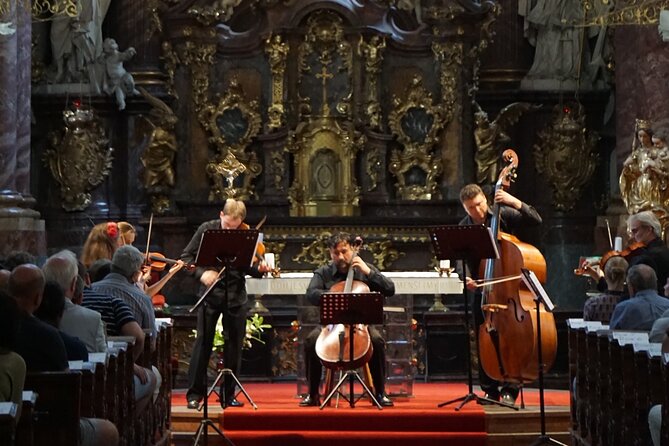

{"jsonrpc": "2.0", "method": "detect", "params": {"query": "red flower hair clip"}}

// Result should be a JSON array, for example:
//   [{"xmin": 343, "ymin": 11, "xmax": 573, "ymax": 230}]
[{"xmin": 107, "ymin": 222, "xmax": 119, "ymax": 239}]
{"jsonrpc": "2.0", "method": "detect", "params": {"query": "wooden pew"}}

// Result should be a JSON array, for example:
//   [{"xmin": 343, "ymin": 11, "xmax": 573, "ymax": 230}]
[
  {"xmin": 0, "ymin": 402, "xmax": 18, "ymax": 446},
  {"xmin": 632, "ymin": 343, "xmax": 662, "ymax": 446},
  {"xmin": 15, "ymin": 391, "xmax": 36, "ymax": 446},
  {"xmin": 22, "ymin": 371, "xmax": 82, "ymax": 446},
  {"xmin": 106, "ymin": 339, "xmax": 137, "ymax": 446}
]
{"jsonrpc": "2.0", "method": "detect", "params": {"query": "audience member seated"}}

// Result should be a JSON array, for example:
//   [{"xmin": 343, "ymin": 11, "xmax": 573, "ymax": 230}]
[
  {"xmin": 35, "ymin": 281, "xmax": 89, "ymax": 361},
  {"xmin": 0, "ymin": 269, "xmax": 9, "ymax": 290},
  {"xmin": 8, "ymin": 264, "xmax": 119, "ymax": 446},
  {"xmin": 0, "ymin": 290, "xmax": 26, "ymax": 417},
  {"xmin": 649, "ymin": 280, "xmax": 669, "ymax": 341},
  {"xmin": 79, "ymin": 260, "xmax": 156, "ymax": 412},
  {"xmin": 43, "ymin": 250, "xmax": 107, "ymax": 352},
  {"xmin": 2, "ymin": 251, "xmax": 36, "ymax": 271},
  {"xmin": 92, "ymin": 246, "xmax": 157, "ymax": 344},
  {"xmin": 582, "ymin": 256, "xmax": 628, "ymax": 323},
  {"xmin": 610, "ymin": 264, "xmax": 669, "ymax": 330}
]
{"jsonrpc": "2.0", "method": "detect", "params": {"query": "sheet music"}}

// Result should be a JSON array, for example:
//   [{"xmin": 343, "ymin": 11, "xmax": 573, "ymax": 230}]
[{"xmin": 520, "ymin": 268, "xmax": 555, "ymax": 312}]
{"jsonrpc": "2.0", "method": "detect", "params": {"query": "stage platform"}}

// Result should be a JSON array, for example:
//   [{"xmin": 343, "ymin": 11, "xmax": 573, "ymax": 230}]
[{"xmin": 170, "ymin": 382, "xmax": 571, "ymax": 445}]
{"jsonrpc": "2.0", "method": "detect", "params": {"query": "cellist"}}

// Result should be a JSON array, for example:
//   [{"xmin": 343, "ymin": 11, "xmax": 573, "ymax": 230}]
[
  {"xmin": 300, "ymin": 232, "xmax": 395, "ymax": 407},
  {"xmin": 458, "ymin": 183, "xmax": 542, "ymax": 405},
  {"xmin": 181, "ymin": 198, "xmax": 270, "ymax": 410}
]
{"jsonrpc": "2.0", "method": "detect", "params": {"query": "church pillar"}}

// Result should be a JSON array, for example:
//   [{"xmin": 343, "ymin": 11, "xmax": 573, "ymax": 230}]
[{"xmin": 0, "ymin": 3, "xmax": 46, "ymax": 258}]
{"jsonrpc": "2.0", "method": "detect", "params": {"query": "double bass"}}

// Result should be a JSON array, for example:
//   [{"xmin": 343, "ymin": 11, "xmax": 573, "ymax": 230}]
[
  {"xmin": 478, "ymin": 149, "xmax": 558, "ymax": 385},
  {"xmin": 314, "ymin": 239, "xmax": 373, "ymax": 369}
]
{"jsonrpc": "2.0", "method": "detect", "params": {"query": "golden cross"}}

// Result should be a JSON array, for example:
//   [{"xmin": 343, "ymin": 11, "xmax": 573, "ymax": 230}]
[{"xmin": 315, "ymin": 65, "xmax": 333, "ymax": 116}]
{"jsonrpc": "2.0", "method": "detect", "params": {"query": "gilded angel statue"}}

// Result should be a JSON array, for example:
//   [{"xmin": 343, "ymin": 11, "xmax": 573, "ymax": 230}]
[
  {"xmin": 474, "ymin": 101, "xmax": 541, "ymax": 184},
  {"xmin": 138, "ymin": 87, "xmax": 178, "ymax": 212}
]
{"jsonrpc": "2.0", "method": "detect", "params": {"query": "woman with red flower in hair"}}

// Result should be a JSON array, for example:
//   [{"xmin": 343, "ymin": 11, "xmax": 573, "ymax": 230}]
[{"xmin": 80, "ymin": 222, "xmax": 120, "ymax": 269}]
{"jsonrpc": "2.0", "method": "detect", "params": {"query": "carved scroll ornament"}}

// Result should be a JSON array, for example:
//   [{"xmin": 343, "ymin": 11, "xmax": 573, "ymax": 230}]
[{"xmin": 44, "ymin": 105, "xmax": 113, "ymax": 211}]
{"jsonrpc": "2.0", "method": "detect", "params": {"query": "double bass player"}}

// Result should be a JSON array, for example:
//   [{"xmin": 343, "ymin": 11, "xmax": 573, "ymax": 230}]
[
  {"xmin": 300, "ymin": 232, "xmax": 395, "ymax": 407},
  {"xmin": 458, "ymin": 183, "xmax": 543, "ymax": 405}
]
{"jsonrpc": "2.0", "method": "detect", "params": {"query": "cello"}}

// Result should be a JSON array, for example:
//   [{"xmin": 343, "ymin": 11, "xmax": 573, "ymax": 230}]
[
  {"xmin": 315, "ymin": 238, "xmax": 374, "ymax": 370},
  {"xmin": 478, "ymin": 149, "xmax": 558, "ymax": 386}
]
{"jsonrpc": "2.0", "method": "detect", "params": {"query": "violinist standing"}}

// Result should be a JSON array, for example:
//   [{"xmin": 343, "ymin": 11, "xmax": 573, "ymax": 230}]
[
  {"xmin": 625, "ymin": 211, "xmax": 669, "ymax": 295},
  {"xmin": 458, "ymin": 184, "xmax": 542, "ymax": 405},
  {"xmin": 182, "ymin": 199, "xmax": 269, "ymax": 410},
  {"xmin": 300, "ymin": 232, "xmax": 395, "ymax": 407}
]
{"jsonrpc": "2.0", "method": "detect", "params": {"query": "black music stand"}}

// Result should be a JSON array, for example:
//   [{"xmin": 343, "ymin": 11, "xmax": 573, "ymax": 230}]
[
  {"xmin": 520, "ymin": 268, "xmax": 567, "ymax": 446},
  {"xmin": 318, "ymin": 292, "xmax": 384, "ymax": 410},
  {"xmin": 429, "ymin": 225, "xmax": 516, "ymax": 411},
  {"xmin": 189, "ymin": 229, "xmax": 259, "ymax": 446}
]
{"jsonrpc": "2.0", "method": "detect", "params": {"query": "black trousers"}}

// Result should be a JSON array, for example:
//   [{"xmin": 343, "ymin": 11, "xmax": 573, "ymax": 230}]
[
  {"xmin": 187, "ymin": 300, "xmax": 248, "ymax": 403},
  {"xmin": 303, "ymin": 325, "xmax": 386, "ymax": 397},
  {"xmin": 473, "ymin": 292, "xmax": 518, "ymax": 399}
]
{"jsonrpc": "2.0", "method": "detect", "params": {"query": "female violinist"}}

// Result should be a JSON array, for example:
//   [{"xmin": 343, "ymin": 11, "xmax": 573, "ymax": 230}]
[
  {"xmin": 300, "ymin": 232, "xmax": 395, "ymax": 407},
  {"xmin": 181, "ymin": 199, "xmax": 270, "ymax": 410},
  {"xmin": 458, "ymin": 182, "xmax": 542, "ymax": 405}
]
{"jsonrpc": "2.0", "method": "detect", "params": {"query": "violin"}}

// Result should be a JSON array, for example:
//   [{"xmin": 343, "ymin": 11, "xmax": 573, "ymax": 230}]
[
  {"xmin": 574, "ymin": 241, "xmax": 646, "ymax": 277},
  {"xmin": 146, "ymin": 252, "xmax": 195, "ymax": 271}
]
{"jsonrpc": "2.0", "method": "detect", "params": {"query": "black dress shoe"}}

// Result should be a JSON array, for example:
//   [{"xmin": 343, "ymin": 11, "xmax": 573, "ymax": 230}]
[
  {"xmin": 375, "ymin": 393, "xmax": 394, "ymax": 407},
  {"xmin": 222, "ymin": 397, "xmax": 244, "ymax": 408},
  {"xmin": 299, "ymin": 394, "xmax": 320, "ymax": 407},
  {"xmin": 479, "ymin": 393, "xmax": 500, "ymax": 405},
  {"xmin": 500, "ymin": 392, "xmax": 517, "ymax": 406},
  {"xmin": 187, "ymin": 396, "xmax": 202, "ymax": 409}
]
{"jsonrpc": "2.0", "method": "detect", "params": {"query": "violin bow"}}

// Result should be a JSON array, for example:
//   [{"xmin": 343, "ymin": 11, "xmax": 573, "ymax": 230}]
[
  {"xmin": 605, "ymin": 219, "xmax": 613, "ymax": 249},
  {"xmin": 144, "ymin": 213, "xmax": 154, "ymax": 262},
  {"xmin": 255, "ymin": 215, "xmax": 267, "ymax": 230}
]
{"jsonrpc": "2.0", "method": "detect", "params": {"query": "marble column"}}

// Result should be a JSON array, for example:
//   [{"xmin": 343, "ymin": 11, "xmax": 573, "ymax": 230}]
[{"xmin": 0, "ymin": 3, "xmax": 46, "ymax": 258}]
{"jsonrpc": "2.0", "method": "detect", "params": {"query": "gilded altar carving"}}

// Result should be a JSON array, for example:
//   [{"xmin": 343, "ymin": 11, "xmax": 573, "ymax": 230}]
[
  {"xmin": 138, "ymin": 87, "xmax": 179, "ymax": 214},
  {"xmin": 268, "ymin": 149, "xmax": 286, "ymax": 192},
  {"xmin": 265, "ymin": 34, "xmax": 289, "ymax": 131},
  {"xmin": 388, "ymin": 74, "xmax": 445, "ymax": 200},
  {"xmin": 287, "ymin": 117, "xmax": 364, "ymax": 216},
  {"xmin": 194, "ymin": 74, "xmax": 262, "ymax": 201},
  {"xmin": 431, "ymin": 41, "xmax": 462, "ymax": 125},
  {"xmin": 292, "ymin": 232, "xmax": 404, "ymax": 269},
  {"xmin": 44, "ymin": 105, "xmax": 113, "ymax": 212},
  {"xmin": 160, "ymin": 41, "xmax": 180, "ymax": 99},
  {"xmin": 533, "ymin": 103, "xmax": 599, "ymax": 212},
  {"xmin": 366, "ymin": 147, "xmax": 382, "ymax": 192},
  {"xmin": 188, "ymin": 0, "xmax": 242, "ymax": 25},
  {"xmin": 358, "ymin": 35, "xmax": 386, "ymax": 131}
]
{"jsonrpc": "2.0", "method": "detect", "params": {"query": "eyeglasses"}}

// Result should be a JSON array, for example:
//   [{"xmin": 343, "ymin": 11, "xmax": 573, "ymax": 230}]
[{"xmin": 629, "ymin": 225, "xmax": 646, "ymax": 235}]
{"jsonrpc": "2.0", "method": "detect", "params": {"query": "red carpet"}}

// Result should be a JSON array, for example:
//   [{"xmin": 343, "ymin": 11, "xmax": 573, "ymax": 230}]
[{"xmin": 172, "ymin": 383, "xmax": 570, "ymax": 445}]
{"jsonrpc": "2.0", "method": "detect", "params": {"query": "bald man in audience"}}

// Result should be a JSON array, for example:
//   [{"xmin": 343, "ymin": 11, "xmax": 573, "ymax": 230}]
[{"xmin": 9, "ymin": 264, "xmax": 119, "ymax": 446}]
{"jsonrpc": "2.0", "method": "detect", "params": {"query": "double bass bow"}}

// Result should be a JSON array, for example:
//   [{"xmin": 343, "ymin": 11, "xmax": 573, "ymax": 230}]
[
  {"xmin": 477, "ymin": 149, "xmax": 558, "ymax": 386},
  {"xmin": 315, "ymin": 238, "xmax": 374, "ymax": 369}
]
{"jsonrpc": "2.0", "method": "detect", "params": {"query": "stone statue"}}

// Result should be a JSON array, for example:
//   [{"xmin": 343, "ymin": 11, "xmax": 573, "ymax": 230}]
[
  {"xmin": 473, "ymin": 102, "xmax": 540, "ymax": 184},
  {"xmin": 519, "ymin": 0, "xmax": 609, "ymax": 90},
  {"xmin": 620, "ymin": 120, "xmax": 669, "ymax": 220},
  {"xmin": 49, "ymin": 0, "xmax": 111, "ymax": 90},
  {"xmin": 101, "ymin": 38, "xmax": 138, "ymax": 110}
]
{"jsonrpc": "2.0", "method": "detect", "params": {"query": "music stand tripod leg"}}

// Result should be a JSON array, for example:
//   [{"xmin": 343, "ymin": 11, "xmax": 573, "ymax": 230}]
[
  {"xmin": 192, "ymin": 418, "xmax": 236, "ymax": 446},
  {"xmin": 224, "ymin": 368, "xmax": 258, "ymax": 410},
  {"xmin": 319, "ymin": 370, "xmax": 383, "ymax": 410}
]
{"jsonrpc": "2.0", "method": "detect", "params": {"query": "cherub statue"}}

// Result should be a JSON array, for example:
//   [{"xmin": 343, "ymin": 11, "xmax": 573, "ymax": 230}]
[
  {"xmin": 474, "ymin": 101, "xmax": 541, "ymax": 184},
  {"xmin": 101, "ymin": 38, "xmax": 138, "ymax": 110}
]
